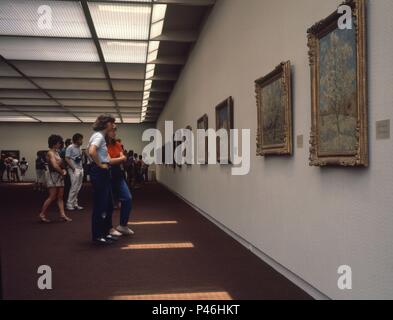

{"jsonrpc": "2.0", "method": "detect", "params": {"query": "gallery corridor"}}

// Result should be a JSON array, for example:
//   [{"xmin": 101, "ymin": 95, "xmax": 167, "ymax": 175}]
[{"xmin": 0, "ymin": 183, "xmax": 311, "ymax": 300}]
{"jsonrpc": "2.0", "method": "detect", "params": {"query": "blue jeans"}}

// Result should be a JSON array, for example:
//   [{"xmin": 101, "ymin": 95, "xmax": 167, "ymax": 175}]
[
  {"xmin": 90, "ymin": 164, "xmax": 113, "ymax": 240},
  {"xmin": 111, "ymin": 166, "xmax": 132, "ymax": 227}
]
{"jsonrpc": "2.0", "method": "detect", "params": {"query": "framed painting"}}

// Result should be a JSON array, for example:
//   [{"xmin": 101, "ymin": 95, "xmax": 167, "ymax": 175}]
[
  {"xmin": 255, "ymin": 61, "xmax": 293, "ymax": 156},
  {"xmin": 215, "ymin": 97, "xmax": 234, "ymax": 164},
  {"xmin": 185, "ymin": 126, "xmax": 193, "ymax": 166},
  {"xmin": 307, "ymin": 0, "xmax": 368, "ymax": 167},
  {"xmin": 1, "ymin": 150, "xmax": 20, "ymax": 160},
  {"xmin": 197, "ymin": 114, "xmax": 208, "ymax": 165}
]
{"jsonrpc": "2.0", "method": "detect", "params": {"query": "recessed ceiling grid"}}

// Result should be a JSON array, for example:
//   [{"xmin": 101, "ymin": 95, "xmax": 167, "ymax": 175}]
[{"xmin": 0, "ymin": 0, "xmax": 216, "ymax": 123}]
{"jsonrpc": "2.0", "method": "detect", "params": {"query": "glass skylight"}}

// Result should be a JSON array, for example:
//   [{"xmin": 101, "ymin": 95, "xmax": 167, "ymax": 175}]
[
  {"xmin": 0, "ymin": 0, "xmax": 91, "ymax": 38},
  {"xmin": 100, "ymin": 40, "xmax": 148, "ymax": 63},
  {"xmin": 0, "ymin": 37, "xmax": 100, "ymax": 62},
  {"xmin": 88, "ymin": 2, "xmax": 151, "ymax": 40}
]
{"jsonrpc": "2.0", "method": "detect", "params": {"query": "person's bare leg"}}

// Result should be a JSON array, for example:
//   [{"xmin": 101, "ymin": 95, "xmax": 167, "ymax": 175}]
[
  {"xmin": 39, "ymin": 188, "xmax": 57, "ymax": 222},
  {"xmin": 57, "ymin": 188, "xmax": 72, "ymax": 222}
]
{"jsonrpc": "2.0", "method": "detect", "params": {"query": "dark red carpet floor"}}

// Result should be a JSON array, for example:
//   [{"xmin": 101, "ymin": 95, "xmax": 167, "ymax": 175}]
[{"xmin": 0, "ymin": 182, "xmax": 312, "ymax": 300}]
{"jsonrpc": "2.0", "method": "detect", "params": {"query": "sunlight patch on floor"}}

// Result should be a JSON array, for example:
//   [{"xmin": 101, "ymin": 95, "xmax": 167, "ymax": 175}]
[
  {"xmin": 121, "ymin": 242, "xmax": 194, "ymax": 250},
  {"xmin": 129, "ymin": 221, "xmax": 178, "ymax": 226},
  {"xmin": 111, "ymin": 291, "xmax": 232, "ymax": 300}
]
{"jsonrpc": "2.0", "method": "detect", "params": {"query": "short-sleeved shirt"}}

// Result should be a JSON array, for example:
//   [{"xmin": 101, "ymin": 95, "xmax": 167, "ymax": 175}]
[
  {"xmin": 107, "ymin": 142, "xmax": 123, "ymax": 159},
  {"xmin": 89, "ymin": 132, "xmax": 110, "ymax": 164},
  {"xmin": 65, "ymin": 144, "xmax": 83, "ymax": 169},
  {"xmin": 12, "ymin": 159, "xmax": 19, "ymax": 169}
]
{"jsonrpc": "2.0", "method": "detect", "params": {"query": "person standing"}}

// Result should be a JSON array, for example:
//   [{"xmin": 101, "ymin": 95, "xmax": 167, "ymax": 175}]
[
  {"xmin": 5, "ymin": 157, "xmax": 12, "ymax": 182},
  {"xmin": 0, "ymin": 154, "xmax": 5, "ymax": 182},
  {"xmin": 38, "ymin": 135, "xmax": 72, "ymax": 223},
  {"xmin": 19, "ymin": 157, "xmax": 29, "ymax": 181},
  {"xmin": 11, "ymin": 157, "xmax": 20, "ymax": 182},
  {"xmin": 61, "ymin": 139, "xmax": 72, "ymax": 203},
  {"xmin": 107, "ymin": 129, "xmax": 134, "ymax": 236},
  {"xmin": 35, "ymin": 152, "xmax": 46, "ymax": 192},
  {"xmin": 88, "ymin": 114, "xmax": 118, "ymax": 245},
  {"xmin": 125, "ymin": 150, "xmax": 134, "ymax": 188},
  {"xmin": 65, "ymin": 133, "xmax": 84, "ymax": 211}
]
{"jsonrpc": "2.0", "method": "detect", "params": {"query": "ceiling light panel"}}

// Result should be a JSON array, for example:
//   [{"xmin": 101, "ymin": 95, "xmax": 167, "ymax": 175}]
[
  {"xmin": 0, "ymin": 37, "xmax": 100, "ymax": 62},
  {"xmin": 100, "ymin": 40, "xmax": 148, "ymax": 63},
  {"xmin": 35, "ymin": 116, "xmax": 80, "ymax": 123},
  {"xmin": 152, "ymin": 4, "xmax": 167, "ymax": 24},
  {"xmin": 0, "ymin": 0, "xmax": 91, "ymax": 38},
  {"xmin": 88, "ymin": 2, "xmax": 151, "ymax": 40}
]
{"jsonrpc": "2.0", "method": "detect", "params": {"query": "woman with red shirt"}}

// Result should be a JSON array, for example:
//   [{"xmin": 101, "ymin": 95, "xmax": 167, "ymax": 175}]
[{"xmin": 107, "ymin": 129, "xmax": 134, "ymax": 236}]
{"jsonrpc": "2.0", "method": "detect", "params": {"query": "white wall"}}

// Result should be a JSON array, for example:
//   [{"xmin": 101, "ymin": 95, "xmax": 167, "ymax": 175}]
[
  {"xmin": 0, "ymin": 122, "xmax": 154, "ymax": 180},
  {"xmin": 156, "ymin": 0, "xmax": 393, "ymax": 299}
]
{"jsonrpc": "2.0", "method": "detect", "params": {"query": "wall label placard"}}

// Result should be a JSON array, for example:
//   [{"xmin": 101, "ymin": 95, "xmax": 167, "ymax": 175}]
[
  {"xmin": 376, "ymin": 120, "xmax": 390, "ymax": 140},
  {"xmin": 297, "ymin": 135, "xmax": 304, "ymax": 149}
]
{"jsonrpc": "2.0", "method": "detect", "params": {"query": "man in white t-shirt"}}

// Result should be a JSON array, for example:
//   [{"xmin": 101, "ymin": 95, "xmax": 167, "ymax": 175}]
[{"xmin": 65, "ymin": 133, "xmax": 84, "ymax": 211}]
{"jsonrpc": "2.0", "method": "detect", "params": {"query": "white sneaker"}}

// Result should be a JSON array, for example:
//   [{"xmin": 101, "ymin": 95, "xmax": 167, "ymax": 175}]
[
  {"xmin": 110, "ymin": 228, "xmax": 123, "ymax": 237},
  {"xmin": 66, "ymin": 206, "xmax": 75, "ymax": 211},
  {"xmin": 74, "ymin": 205, "xmax": 84, "ymax": 211},
  {"xmin": 116, "ymin": 225, "xmax": 135, "ymax": 236}
]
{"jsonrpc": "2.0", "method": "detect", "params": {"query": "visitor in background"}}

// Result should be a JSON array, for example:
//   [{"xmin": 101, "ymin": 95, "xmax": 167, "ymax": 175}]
[
  {"xmin": 88, "ymin": 114, "xmax": 118, "ymax": 245},
  {"xmin": 11, "ymin": 157, "xmax": 20, "ymax": 182},
  {"xmin": 0, "ymin": 154, "xmax": 5, "ymax": 182},
  {"xmin": 19, "ymin": 157, "xmax": 29, "ymax": 181},
  {"xmin": 5, "ymin": 157, "xmax": 12, "ymax": 182},
  {"xmin": 65, "ymin": 133, "xmax": 84, "ymax": 212},
  {"xmin": 35, "ymin": 152, "xmax": 46, "ymax": 192},
  {"xmin": 38, "ymin": 135, "xmax": 72, "ymax": 223},
  {"xmin": 61, "ymin": 139, "xmax": 72, "ymax": 203},
  {"xmin": 133, "ymin": 153, "xmax": 141, "ymax": 189},
  {"xmin": 141, "ymin": 155, "xmax": 149, "ymax": 183},
  {"xmin": 125, "ymin": 150, "xmax": 134, "ymax": 188},
  {"xmin": 107, "ymin": 129, "xmax": 134, "ymax": 236}
]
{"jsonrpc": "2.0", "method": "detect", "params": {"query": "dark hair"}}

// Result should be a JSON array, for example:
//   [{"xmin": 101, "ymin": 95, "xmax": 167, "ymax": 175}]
[
  {"xmin": 65, "ymin": 139, "xmax": 72, "ymax": 147},
  {"xmin": 72, "ymin": 133, "xmax": 84, "ymax": 143},
  {"xmin": 134, "ymin": 153, "xmax": 138, "ymax": 158},
  {"xmin": 139, "ymin": 155, "xmax": 142, "ymax": 160},
  {"xmin": 93, "ymin": 114, "xmax": 116, "ymax": 132},
  {"xmin": 48, "ymin": 135, "xmax": 64, "ymax": 149}
]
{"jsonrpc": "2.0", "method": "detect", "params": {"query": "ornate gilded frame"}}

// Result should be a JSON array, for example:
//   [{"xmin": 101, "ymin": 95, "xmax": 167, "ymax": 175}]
[
  {"xmin": 215, "ymin": 97, "xmax": 234, "ymax": 164},
  {"xmin": 255, "ymin": 61, "xmax": 293, "ymax": 156},
  {"xmin": 197, "ymin": 114, "xmax": 209, "ymax": 165},
  {"xmin": 307, "ymin": 0, "xmax": 368, "ymax": 167}
]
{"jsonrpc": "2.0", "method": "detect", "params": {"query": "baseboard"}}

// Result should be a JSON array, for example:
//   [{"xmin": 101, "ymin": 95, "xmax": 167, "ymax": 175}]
[{"xmin": 159, "ymin": 181, "xmax": 331, "ymax": 301}]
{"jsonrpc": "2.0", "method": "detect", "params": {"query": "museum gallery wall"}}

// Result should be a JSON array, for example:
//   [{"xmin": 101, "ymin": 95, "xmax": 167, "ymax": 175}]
[{"xmin": 156, "ymin": 0, "xmax": 393, "ymax": 299}]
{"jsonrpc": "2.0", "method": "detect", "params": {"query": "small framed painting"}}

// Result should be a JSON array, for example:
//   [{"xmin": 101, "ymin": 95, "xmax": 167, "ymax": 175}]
[
  {"xmin": 307, "ymin": 0, "xmax": 368, "ymax": 167},
  {"xmin": 215, "ymin": 97, "xmax": 234, "ymax": 164},
  {"xmin": 255, "ymin": 61, "xmax": 293, "ymax": 156},
  {"xmin": 197, "ymin": 114, "xmax": 208, "ymax": 165}
]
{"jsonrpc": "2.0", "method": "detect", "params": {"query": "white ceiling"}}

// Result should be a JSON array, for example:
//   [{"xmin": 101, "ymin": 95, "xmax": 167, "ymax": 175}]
[{"xmin": 0, "ymin": 0, "xmax": 215, "ymax": 123}]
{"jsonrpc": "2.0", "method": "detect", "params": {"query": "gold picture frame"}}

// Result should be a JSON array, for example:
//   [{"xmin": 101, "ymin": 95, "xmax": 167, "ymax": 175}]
[
  {"xmin": 307, "ymin": 0, "xmax": 368, "ymax": 167},
  {"xmin": 215, "ymin": 97, "xmax": 234, "ymax": 164},
  {"xmin": 255, "ymin": 61, "xmax": 293, "ymax": 156}
]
